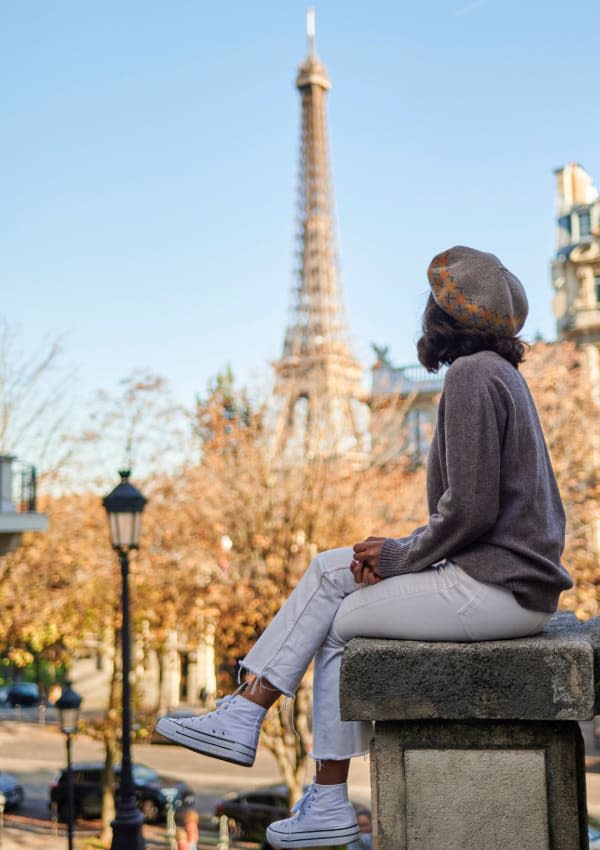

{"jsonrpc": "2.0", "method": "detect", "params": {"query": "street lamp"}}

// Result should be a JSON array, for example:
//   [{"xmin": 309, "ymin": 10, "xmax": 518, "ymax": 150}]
[
  {"xmin": 56, "ymin": 681, "xmax": 82, "ymax": 850},
  {"xmin": 103, "ymin": 470, "xmax": 147, "ymax": 850}
]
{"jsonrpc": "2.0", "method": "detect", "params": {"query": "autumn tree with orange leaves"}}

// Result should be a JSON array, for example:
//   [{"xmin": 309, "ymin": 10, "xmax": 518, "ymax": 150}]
[{"xmin": 522, "ymin": 341, "xmax": 600, "ymax": 619}]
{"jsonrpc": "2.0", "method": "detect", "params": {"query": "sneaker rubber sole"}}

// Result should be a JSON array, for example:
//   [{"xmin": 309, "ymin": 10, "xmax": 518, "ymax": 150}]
[
  {"xmin": 154, "ymin": 717, "xmax": 256, "ymax": 767},
  {"xmin": 266, "ymin": 822, "xmax": 360, "ymax": 848}
]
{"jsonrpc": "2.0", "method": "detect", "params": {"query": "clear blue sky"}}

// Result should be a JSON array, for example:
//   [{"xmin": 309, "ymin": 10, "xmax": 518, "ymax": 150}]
[{"xmin": 2, "ymin": 0, "xmax": 600, "ymax": 408}]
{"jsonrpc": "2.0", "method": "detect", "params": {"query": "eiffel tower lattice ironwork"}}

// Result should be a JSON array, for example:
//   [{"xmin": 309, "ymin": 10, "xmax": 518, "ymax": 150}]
[{"xmin": 273, "ymin": 12, "xmax": 367, "ymax": 459}]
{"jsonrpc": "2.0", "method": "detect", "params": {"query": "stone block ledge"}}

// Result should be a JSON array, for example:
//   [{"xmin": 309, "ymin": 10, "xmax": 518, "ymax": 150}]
[{"xmin": 340, "ymin": 611, "xmax": 600, "ymax": 722}]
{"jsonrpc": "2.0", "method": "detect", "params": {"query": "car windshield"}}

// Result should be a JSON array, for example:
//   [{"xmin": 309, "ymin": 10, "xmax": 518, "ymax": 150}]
[
  {"xmin": 13, "ymin": 683, "xmax": 37, "ymax": 693},
  {"xmin": 132, "ymin": 765, "xmax": 159, "ymax": 784}
]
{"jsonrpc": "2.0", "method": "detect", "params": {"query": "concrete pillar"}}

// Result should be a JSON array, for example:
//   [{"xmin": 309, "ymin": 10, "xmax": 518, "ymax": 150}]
[
  {"xmin": 133, "ymin": 624, "xmax": 160, "ymax": 712},
  {"xmin": 341, "ymin": 612, "xmax": 600, "ymax": 850},
  {"xmin": 160, "ymin": 629, "xmax": 181, "ymax": 711},
  {"xmin": 199, "ymin": 622, "xmax": 217, "ymax": 701},
  {"xmin": 186, "ymin": 650, "xmax": 200, "ymax": 705},
  {"xmin": 185, "ymin": 624, "xmax": 217, "ymax": 705}
]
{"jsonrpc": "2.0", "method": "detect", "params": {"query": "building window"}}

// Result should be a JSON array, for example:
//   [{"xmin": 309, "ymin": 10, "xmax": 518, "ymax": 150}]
[
  {"xmin": 558, "ymin": 214, "xmax": 571, "ymax": 235},
  {"xmin": 580, "ymin": 211, "xmax": 591, "ymax": 238},
  {"xmin": 595, "ymin": 275, "xmax": 600, "ymax": 302}
]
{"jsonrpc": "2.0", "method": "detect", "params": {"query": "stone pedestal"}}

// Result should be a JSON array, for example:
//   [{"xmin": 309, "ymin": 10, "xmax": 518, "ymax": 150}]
[{"xmin": 340, "ymin": 612, "xmax": 600, "ymax": 850}]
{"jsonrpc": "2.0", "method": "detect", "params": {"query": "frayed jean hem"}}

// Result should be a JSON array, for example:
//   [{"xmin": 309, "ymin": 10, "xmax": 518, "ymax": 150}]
[
  {"xmin": 239, "ymin": 661, "xmax": 296, "ymax": 700},
  {"xmin": 309, "ymin": 747, "xmax": 370, "ymax": 761}
]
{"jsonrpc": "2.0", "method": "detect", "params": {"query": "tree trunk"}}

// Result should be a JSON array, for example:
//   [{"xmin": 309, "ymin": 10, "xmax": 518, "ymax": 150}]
[
  {"xmin": 100, "ymin": 624, "xmax": 120, "ymax": 846},
  {"xmin": 99, "ymin": 733, "xmax": 116, "ymax": 847}
]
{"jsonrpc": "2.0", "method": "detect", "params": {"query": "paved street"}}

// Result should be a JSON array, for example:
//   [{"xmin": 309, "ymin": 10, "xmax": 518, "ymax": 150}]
[
  {"xmin": 1, "ymin": 715, "xmax": 599, "ymax": 848},
  {"xmin": 0, "ymin": 717, "xmax": 370, "ymax": 848}
]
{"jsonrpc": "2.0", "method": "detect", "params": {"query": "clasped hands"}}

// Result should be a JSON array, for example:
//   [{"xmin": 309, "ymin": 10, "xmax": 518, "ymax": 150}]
[{"xmin": 350, "ymin": 536, "xmax": 386, "ymax": 585}]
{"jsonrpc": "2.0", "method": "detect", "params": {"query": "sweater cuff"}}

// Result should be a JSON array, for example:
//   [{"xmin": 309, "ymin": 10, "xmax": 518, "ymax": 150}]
[{"xmin": 378, "ymin": 537, "xmax": 413, "ymax": 578}]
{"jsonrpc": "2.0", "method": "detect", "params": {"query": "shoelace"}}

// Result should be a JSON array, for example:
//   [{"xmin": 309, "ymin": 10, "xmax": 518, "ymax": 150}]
[
  {"xmin": 291, "ymin": 784, "xmax": 316, "ymax": 818},
  {"xmin": 214, "ymin": 695, "xmax": 235, "ymax": 712},
  {"xmin": 212, "ymin": 682, "xmax": 247, "ymax": 714}
]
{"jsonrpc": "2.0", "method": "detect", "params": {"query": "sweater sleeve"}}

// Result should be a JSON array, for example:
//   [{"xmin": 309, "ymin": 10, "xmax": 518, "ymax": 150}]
[{"xmin": 378, "ymin": 361, "xmax": 505, "ymax": 578}]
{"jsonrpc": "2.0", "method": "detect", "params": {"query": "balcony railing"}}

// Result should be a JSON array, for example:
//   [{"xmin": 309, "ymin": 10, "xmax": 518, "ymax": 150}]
[{"xmin": 17, "ymin": 461, "xmax": 37, "ymax": 512}]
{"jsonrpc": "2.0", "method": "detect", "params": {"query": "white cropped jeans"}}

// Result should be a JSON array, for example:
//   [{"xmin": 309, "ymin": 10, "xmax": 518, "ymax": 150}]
[{"xmin": 241, "ymin": 547, "xmax": 552, "ymax": 761}]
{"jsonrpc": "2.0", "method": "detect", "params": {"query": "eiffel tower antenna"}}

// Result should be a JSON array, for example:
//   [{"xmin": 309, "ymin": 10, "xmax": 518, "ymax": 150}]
[
  {"xmin": 272, "ymin": 11, "xmax": 367, "ymax": 460},
  {"xmin": 307, "ymin": 8, "xmax": 316, "ymax": 56}
]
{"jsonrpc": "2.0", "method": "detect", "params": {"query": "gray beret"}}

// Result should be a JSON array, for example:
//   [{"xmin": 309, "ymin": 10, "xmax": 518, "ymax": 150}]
[{"xmin": 427, "ymin": 246, "xmax": 528, "ymax": 335}]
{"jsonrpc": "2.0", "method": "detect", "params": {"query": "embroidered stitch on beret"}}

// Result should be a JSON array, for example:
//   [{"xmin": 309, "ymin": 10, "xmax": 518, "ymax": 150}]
[{"xmin": 427, "ymin": 246, "xmax": 528, "ymax": 335}]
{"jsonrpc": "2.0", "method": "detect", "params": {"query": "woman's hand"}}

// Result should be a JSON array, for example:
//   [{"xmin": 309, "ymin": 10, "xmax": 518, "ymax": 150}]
[{"xmin": 350, "ymin": 536, "xmax": 387, "ymax": 585}]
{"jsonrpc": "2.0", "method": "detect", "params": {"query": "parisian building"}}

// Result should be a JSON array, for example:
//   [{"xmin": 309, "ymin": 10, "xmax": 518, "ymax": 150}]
[{"xmin": 551, "ymin": 162, "xmax": 600, "ymax": 388}]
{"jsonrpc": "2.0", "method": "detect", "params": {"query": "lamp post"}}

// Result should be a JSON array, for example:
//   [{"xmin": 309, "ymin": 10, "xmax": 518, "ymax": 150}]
[
  {"xmin": 103, "ymin": 470, "xmax": 147, "ymax": 850},
  {"xmin": 56, "ymin": 682, "xmax": 82, "ymax": 850}
]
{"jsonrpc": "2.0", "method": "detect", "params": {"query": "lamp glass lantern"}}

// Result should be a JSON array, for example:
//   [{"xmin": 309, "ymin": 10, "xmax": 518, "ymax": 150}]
[
  {"xmin": 56, "ymin": 683, "xmax": 82, "ymax": 735},
  {"xmin": 102, "ymin": 470, "xmax": 147, "ymax": 550}
]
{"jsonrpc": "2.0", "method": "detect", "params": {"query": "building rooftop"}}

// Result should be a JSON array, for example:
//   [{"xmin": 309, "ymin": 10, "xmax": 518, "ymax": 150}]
[{"xmin": 372, "ymin": 363, "xmax": 445, "ymax": 396}]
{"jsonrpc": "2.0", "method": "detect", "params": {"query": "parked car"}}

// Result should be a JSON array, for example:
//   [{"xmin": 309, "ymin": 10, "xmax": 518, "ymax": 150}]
[
  {"xmin": 0, "ymin": 773, "xmax": 24, "ymax": 810},
  {"xmin": 215, "ymin": 784, "xmax": 290, "ymax": 841},
  {"xmin": 6, "ymin": 682, "xmax": 42, "ymax": 707},
  {"xmin": 49, "ymin": 762, "xmax": 195, "ymax": 823}
]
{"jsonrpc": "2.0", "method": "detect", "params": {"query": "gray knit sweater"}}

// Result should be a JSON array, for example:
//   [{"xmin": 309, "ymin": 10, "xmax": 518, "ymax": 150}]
[{"xmin": 379, "ymin": 351, "xmax": 572, "ymax": 613}]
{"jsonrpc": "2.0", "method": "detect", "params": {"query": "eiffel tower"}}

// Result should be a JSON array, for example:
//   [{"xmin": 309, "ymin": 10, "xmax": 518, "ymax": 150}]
[{"xmin": 273, "ymin": 11, "xmax": 367, "ymax": 459}]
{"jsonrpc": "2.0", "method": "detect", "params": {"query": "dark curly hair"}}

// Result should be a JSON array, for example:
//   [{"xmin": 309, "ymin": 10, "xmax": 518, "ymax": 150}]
[{"xmin": 417, "ymin": 294, "xmax": 528, "ymax": 373}]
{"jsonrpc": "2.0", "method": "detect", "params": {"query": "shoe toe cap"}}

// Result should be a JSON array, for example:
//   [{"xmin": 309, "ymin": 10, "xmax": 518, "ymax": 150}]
[{"xmin": 266, "ymin": 818, "xmax": 290, "ymax": 837}]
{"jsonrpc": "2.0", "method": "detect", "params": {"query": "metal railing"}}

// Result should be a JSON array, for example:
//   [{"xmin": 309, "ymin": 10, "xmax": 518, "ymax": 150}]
[{"xmin": 17, "ymin": 462, "xmax": 37, "ymax": 512}]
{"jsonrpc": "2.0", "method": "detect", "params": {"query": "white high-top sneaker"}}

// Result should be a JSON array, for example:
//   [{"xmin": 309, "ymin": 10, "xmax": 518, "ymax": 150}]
[
  {"xmin": 154, "ymin": 694, "xmax": 266, "ymax": 766},
  {"xmin": 266, "ymin": 782, "xmax": 359, "ymax": 848}
]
